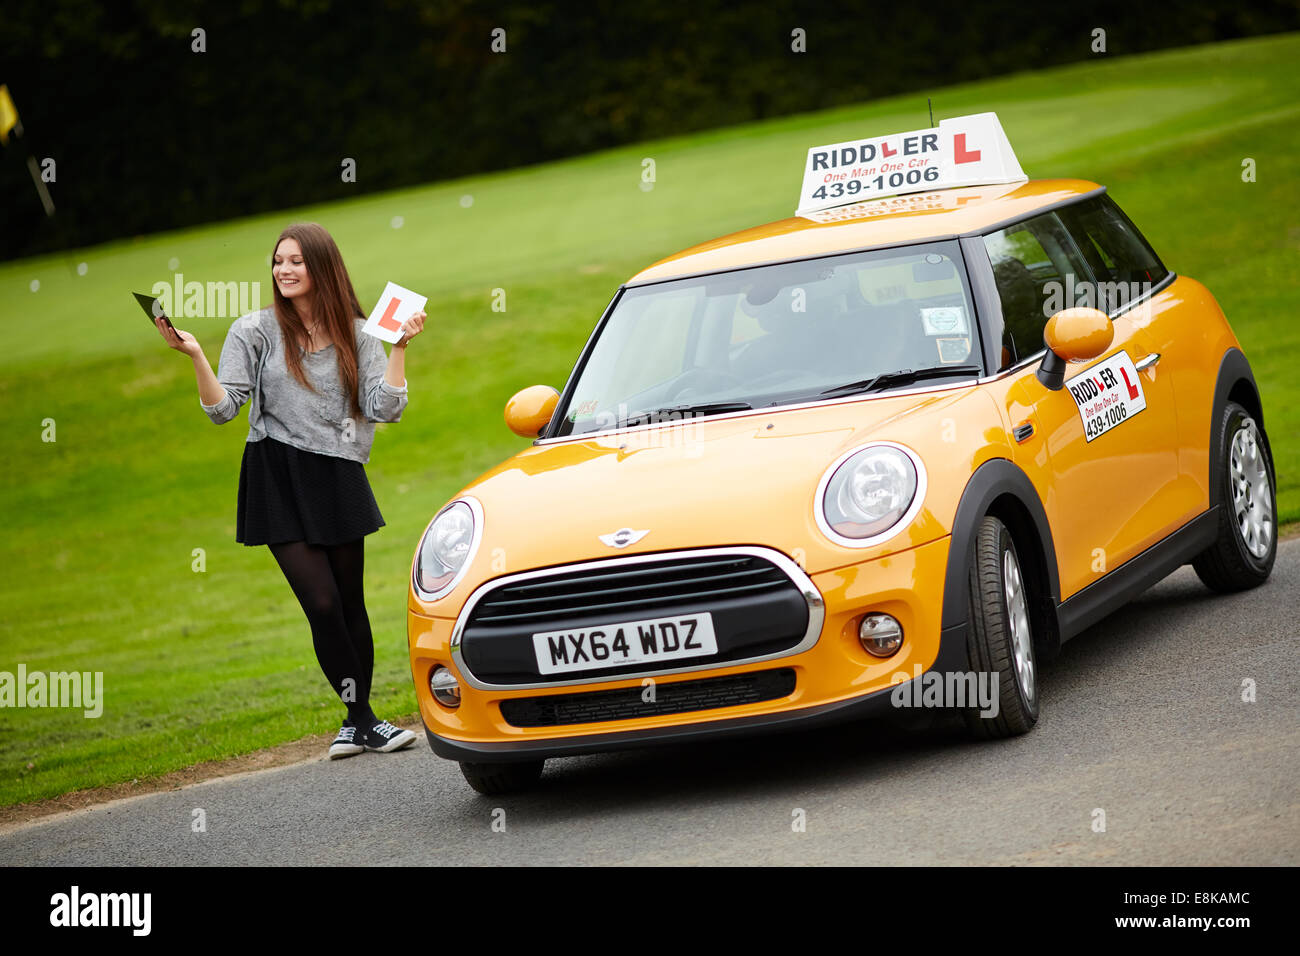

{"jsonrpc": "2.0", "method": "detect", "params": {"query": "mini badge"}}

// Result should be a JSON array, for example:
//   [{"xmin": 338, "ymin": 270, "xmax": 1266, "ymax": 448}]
[
  {"xmin": 599, "ymin": 528, "xmax": 649, "ymax": 549},
  {"xmin": 1065, "ymin": 350, "xmax": 1147, "ymax": 442}
]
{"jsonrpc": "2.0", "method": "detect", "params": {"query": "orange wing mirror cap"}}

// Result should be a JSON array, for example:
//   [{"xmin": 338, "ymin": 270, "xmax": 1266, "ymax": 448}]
[
  {"xmin": 1037, "ymin": 308, "xmax": 1113, "ymax": 390},
  {"xmin": 505, "ymin": 385, "xmax": 560, "ymax": 437}
]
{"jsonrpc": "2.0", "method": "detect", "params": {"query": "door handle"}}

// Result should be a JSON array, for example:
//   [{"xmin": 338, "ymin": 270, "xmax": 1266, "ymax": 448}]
[{"xmin": 1135, "ymin": 352, "xmax": 1161, "ymax": 372}]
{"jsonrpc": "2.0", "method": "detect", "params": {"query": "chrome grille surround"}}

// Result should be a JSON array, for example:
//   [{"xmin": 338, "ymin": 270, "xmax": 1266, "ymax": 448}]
[{"xmin": 450, "ymin": 546, "xmax": 825, "ymax": 691}]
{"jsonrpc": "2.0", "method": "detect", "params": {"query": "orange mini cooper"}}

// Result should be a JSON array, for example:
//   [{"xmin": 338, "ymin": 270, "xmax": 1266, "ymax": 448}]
[{"xmin": 406, "ymin": 177, "xmax": 1276, "ymax": 794}]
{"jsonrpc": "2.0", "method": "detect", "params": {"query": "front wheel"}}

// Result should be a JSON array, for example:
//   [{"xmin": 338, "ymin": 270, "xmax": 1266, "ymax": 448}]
[
  {"xmin": 962, "ymin": 515, "xmax": 1039, "ymax": 739},
  {"xmin": 459, "ymin": 759, "xmax": 545, "ymax": 796},
  {"xmin": 1193, "ymin": 402, "xmax": 1277, "ymax": 592}
]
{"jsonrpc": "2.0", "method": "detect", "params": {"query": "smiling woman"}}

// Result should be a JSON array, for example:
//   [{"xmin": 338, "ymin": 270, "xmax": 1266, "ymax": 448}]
[{"xmin": 152, "ymin": 222, "xmax": 428, "ymax": 761}]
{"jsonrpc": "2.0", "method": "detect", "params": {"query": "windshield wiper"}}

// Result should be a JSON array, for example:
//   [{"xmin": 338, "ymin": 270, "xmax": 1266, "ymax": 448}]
[
  {"xmin": 818, "ymin": 364, "xmax": 983, "ymax": 398},
  {"xmin": 620, "ymin": 401, "xmax": 753, "ymax": 426}
]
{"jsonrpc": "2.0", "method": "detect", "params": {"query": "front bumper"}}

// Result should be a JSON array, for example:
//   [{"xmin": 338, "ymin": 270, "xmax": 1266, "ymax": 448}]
[{"xmin": 408, "ymin": 535, "xmax": 958, "ymax": 763}]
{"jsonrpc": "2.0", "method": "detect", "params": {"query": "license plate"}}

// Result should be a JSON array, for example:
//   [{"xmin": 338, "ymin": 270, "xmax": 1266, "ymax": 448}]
[{"xmin": 532, "ymin": 612, "xmax": 717, "ymax": 675}]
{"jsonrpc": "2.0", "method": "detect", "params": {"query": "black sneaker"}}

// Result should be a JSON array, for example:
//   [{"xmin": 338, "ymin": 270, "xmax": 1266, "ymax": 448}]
[
  {"xmin": 362, "ymin": 719, "xmax": 417, "ymax": 753},
  {"xmin": 328, "ymin": 724, "xmax": 364, "ymax": 760}
]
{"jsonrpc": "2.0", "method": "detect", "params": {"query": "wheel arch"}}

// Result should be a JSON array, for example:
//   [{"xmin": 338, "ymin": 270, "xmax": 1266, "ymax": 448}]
[
  {"xmin": 1210, "ymin": 349, "xmax": 1270, "ymax": 504},
  {"xmin": 940, "ymin": 458, "xmax": 1063, "ymax": 664}
]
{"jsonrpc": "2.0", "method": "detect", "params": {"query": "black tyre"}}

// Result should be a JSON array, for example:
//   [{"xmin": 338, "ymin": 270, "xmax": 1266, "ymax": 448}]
[
  {"xmin": 459, "ymin": 759, "xmax": 544, "ymax": 796},
  {"xmin": 962, "ymin": 515, "xmax": 1039, "ymax": 739},
  {"xmin": 1193, "ymin": 401, "xmax": 1277, "ymax": 592}
]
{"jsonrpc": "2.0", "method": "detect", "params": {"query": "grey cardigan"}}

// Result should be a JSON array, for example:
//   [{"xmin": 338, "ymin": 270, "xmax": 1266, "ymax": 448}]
[{"xmin": 200, "ymin": 307, "xmax": 408, "ymax": 464}]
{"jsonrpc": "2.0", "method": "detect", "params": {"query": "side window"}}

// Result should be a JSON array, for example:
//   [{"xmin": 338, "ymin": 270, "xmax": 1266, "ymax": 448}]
[
  {"xmin": 983, "ymin": 212, "xmax": 1090, "ymax": 367},
  {"xmin": 1057, "ymin": 196, "xmax": 1169, "ymax": 314}
]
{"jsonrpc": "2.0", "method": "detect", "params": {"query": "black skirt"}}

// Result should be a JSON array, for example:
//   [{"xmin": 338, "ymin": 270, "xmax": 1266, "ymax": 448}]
[{"xmin": 236, "ymin": 437, "xmax": 385, "ymax": 547}]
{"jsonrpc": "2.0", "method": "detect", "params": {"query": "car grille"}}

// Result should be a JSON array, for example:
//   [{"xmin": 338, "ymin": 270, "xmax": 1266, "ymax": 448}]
[
  {"xmin": 499, "ymin": 668, "xmax": 797, "ymax": 727},
  {"xmin": 457, "ymin": 550, "xmax": 815, "ymax": 686},
  {"xmin": 468, "ymin": 553, "xmax": 793, "ymax": 626}
]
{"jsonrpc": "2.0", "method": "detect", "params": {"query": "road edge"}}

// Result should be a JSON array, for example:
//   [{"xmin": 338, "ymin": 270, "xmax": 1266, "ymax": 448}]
[{"xmin": 0, "ymin": 714, "xmax": 426, "ymax": 835}]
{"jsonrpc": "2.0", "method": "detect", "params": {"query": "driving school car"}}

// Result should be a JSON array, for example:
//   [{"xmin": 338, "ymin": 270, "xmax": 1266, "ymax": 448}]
[{"xmin": 407, "ymin": 113, "xmax": 1277, "ymax": 794}]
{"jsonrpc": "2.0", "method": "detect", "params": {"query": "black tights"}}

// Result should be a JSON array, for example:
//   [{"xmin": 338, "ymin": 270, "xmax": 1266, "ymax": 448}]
[{"xmin": 269, "ymin": 538, "xmax": 378, "ymax": 729}]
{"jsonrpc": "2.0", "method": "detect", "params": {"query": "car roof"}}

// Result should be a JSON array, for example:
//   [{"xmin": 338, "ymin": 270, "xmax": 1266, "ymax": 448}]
[{"xmin": 626, "ymin": 178, "xmax": 1103, "ymax": 285}]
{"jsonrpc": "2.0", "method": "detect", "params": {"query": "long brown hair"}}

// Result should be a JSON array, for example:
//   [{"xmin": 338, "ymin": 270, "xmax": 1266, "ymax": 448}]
[{"xmin": 271, "ymin": 223, "xmax": 364, "ymax": 418}]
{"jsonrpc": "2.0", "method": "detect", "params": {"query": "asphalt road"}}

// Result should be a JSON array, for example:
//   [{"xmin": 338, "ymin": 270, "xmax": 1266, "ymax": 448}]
[{"xmin": 3, "ymin": 541, "xmax": 1297, "ymax": 866}]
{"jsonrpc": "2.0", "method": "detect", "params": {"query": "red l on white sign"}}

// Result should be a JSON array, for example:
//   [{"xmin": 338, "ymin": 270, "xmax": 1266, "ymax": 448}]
[
  {"xmin": 363, "ymin": 281, "xmax": 427, "ymax": 344},
  {"xmin": 953, "ymin": 133, "xmax": 982, "ymax": 165}
]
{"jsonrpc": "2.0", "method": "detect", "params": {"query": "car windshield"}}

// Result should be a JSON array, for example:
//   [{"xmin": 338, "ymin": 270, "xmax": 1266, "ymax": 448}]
[{"xmin": 551, "ymin": 239, "xmax": 982, "ymax": 437}]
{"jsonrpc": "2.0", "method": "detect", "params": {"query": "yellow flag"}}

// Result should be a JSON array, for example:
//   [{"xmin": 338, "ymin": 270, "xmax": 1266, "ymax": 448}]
[{"xmin": 0, "ymin": 85, "xmax": 19, "ymax": 145}]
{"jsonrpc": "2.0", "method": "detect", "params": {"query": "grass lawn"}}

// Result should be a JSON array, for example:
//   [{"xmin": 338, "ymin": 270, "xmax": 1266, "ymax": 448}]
[{"xmin": 1, "ymin": 32, "xmax": 1297, "ymax": 806}]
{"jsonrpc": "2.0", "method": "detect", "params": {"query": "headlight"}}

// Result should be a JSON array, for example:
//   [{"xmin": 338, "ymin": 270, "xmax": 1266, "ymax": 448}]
[
  {"xmin": 815, "ymin": 442, "xmax": 926, "ymax": 547},
  {"xmin": 414, "ymin": 498, "xmax": 483, "ymax": 600}
]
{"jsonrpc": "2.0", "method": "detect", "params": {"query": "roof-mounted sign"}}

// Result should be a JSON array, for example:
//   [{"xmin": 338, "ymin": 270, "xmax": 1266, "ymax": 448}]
[{"xmin": 796, "ymin": 112, "xmax": 1026, "ymax": 217}]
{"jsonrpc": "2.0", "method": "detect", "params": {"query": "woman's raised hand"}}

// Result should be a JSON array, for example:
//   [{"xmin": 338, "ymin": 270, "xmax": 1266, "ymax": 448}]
[
  {"xmin": 155, "ymin": 315, "xmax": 201, "ymax": 357},
  {"xmin": 396, "ymin": 310, "xmax": 425, "ymax": 349}
]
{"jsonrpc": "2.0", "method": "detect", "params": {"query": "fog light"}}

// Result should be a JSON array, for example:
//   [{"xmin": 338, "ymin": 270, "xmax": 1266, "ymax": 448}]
[
  {"xmin": 859, "ymin": 613, "xmax": 903, "ymax": 657},
  {"xmin": 430, "ymin": 666, "xmax": 461, "ymax": 708}
]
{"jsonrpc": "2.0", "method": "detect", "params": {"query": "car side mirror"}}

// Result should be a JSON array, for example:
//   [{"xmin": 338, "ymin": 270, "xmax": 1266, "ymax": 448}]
[
  {"xmin": 1036, "ymin": 308, "xmax": 1114, "ymax": 390},
  {"xmin": 504, "ymin": 385, "xmax": 560, "ymax": 437}
]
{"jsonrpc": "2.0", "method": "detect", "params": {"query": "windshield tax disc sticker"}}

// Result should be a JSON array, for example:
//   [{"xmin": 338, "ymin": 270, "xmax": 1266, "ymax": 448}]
[
  {"xmin": 921, "ymin": 306, "xmax": 968, "ymax": 336},
  {"xmin": 1066, "ymin": 350, "xmax": 1147, "ymax": 443}
]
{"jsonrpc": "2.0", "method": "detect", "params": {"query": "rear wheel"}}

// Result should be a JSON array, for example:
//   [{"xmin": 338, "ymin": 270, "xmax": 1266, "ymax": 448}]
[
  {"xmin": 459, "ymin": 759, "xmax": 545, "ymax": 796},
  {"xmin": 962, "ymin": 515, "xmax": 1039, "ymax": 738},
  {"xmin": 1193, "ymin": 402, "xmax": 1276, "ymax": 592}
]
